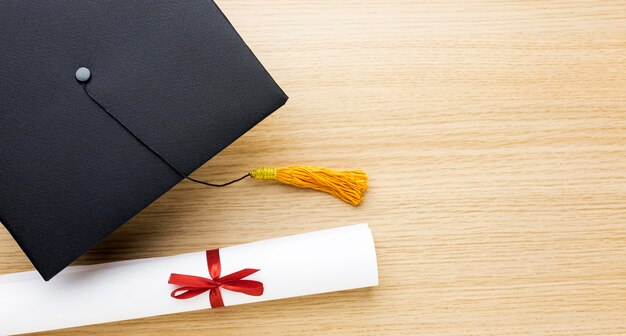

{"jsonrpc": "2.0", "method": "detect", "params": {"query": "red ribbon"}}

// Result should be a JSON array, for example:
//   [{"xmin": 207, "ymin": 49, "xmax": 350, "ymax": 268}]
[{"xmin": 168, "ymin": 249, "xmax": 264, "ymax": 308}]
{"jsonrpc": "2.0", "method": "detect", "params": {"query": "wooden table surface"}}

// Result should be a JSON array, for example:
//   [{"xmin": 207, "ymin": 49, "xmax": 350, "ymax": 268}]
[{"xmin": 1, "ymin": 0, "xmax": 625, "ymax": 334}]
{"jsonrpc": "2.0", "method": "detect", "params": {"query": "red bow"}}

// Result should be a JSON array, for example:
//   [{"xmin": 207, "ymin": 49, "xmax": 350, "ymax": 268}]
[{"xmin": 168, "ymin": 249, "xmax": 264, "ymax": 308}]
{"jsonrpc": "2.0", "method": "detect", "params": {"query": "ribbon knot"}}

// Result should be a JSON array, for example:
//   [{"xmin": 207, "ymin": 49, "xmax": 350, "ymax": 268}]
[{"xmin": 168, "ymin": 249, "xmax": 263, "ymax": 308}]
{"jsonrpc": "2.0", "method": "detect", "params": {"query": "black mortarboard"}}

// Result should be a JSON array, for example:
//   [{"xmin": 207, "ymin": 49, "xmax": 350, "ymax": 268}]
[{"xmin": 0, "ymin": 0, "xmax": 288, "ymax": 280}]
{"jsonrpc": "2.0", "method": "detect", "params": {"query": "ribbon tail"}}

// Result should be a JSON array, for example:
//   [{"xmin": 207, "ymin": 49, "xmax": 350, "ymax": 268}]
[
  {"xmin": 169, "ymin": 273, "xmax": 217, "ymax": 287},
  {"xmin": 222, "ymin": 280, "xmax": 264, "ymax": 296},
  {"xmin": 209, "ymin": 288, "xmax": 225, "ymax": 308},
  {"xmin": 218, "ymin": 268, "xmax": 260, "ymax": 282}
]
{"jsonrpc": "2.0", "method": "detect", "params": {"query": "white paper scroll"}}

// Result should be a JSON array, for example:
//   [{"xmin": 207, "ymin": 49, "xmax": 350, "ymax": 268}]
[{"xmin": 0, "ymin": 224, "xmax": 378, "ymax": 335}]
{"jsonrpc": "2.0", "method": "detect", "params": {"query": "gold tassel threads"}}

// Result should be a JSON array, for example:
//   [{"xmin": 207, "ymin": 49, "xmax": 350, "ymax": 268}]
[{"xmin": 250, "ymin": 166, "xmax": 368, "ymax": 206}]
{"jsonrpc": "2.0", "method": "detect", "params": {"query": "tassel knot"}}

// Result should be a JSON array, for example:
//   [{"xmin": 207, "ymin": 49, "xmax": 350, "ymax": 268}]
[{"xmin": 249, "ymin": 167, "xmax": 277, "ymax": 180}]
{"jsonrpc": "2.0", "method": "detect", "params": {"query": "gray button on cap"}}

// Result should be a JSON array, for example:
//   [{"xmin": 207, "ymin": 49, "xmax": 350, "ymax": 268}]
[{"xmin": 75, "ymin": 67, "xmax": 91, "ymax": 82}]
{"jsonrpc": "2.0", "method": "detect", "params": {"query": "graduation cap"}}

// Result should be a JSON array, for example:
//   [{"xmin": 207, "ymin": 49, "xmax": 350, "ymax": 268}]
[{"xmin": 0, "ymin": 0, "xmax": 367, "ymax": 280}]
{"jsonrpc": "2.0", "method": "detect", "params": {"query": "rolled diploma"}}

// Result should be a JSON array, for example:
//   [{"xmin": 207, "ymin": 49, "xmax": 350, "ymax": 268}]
[{"xmin": 0, "ymin": 224, "xmax": 378, "ymax": 335}]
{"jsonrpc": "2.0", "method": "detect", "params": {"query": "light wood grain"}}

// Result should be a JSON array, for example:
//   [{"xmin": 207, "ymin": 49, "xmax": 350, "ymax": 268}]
[{"xmin": 2, "ymin": 0, "xmax": 626, "ymax": 334}]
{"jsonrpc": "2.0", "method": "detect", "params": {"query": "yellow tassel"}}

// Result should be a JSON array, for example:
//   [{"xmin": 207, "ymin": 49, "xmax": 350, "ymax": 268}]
[{"xmin": 249, "ymin": 166, "xmax": 368, "ymax": 206}]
